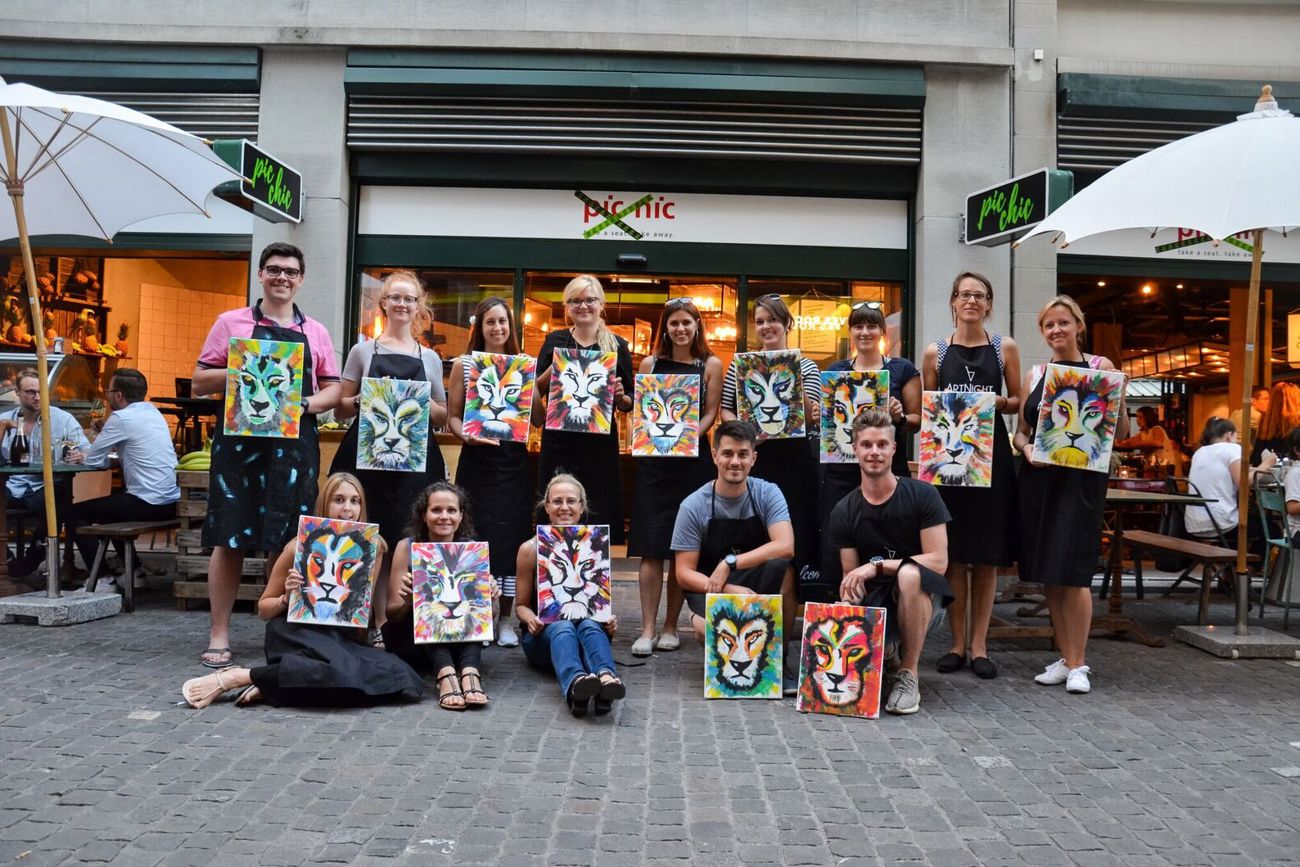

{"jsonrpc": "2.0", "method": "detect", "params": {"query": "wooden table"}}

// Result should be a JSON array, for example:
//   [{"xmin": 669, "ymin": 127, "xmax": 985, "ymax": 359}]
[{"xmin": 0, "ymin": 463, "xmax": 102, "ymax": 597}]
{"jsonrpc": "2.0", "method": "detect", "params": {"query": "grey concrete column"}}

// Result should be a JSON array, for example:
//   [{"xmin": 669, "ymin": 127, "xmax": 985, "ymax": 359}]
[{"xmin": 250, "ymin": 47, "xmax": 351, "ymax": 369}]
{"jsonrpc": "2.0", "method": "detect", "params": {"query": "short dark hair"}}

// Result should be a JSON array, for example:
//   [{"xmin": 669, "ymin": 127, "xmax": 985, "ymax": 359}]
[
  {"xmin": 16, "ymin": 367, "xmax": 39, "ymax": 389},
  {"xmin": 1287, "ymin": 426, "xmax": 1300, "ymax": 460},
  {"xmin": 1199, "ymin": 416, "xmax": 1236, "ymax": 446},
  {"xmin": 850, "ymin": 406, "xmax": 895, "ymax": 444},
  {"xmin": 110, "ymin": 368, "xmax": 147, "ymax": 403},
  {"xmin": 1254, "ymin": 387, "xmax": 1271, "ymax": 400},
  {"xmin": 714, "ymin": 419, "xmax": 758, "ymax": 449},
  {"xmin": 1135, "ymin": 406, "xmax": 1157, "ymax": 427},
  {"xmin": 753, "ymin": 294, "xmax": 794, "ymax": 330},
  {"xmin": 848, "ymin": 303, "xmax": 887, "ymax": 330},
  {"xmin": 258, "ymin": 241, "xmax": 305, "ymax": 273}
]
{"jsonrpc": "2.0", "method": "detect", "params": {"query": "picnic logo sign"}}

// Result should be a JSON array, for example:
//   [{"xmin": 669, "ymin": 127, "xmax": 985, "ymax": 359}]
[
  {"xmin": 963, "ymin": 168, "xmax": 1073, "ymax": 246},
  {"xmin": 576, "ymin": 191, "xmax": 677, "ymax": 240}
]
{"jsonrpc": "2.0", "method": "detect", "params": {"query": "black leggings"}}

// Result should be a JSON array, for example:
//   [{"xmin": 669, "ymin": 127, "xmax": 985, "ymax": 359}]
[
  {"xmin": 382, "ymin": 610, "xmax": 483, "ymax": 673},
  {"xmin": 429, "ymin": 641, "xmax": 482, "ymax": 672}
]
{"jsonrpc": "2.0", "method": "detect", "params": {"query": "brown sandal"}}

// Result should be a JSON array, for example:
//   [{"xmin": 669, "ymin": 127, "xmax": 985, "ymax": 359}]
[
  {"xmin": 459, "ymin": 670, "xmax": 489, "ymax": 708},
  {"xmin": 437, "ymin": 672, "xmax": 465, "ymax": 711}
]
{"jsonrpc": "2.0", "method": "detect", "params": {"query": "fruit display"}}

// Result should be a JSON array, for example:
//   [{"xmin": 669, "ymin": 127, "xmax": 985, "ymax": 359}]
[
  {"xmin": 177, "ymin": 442, "xmax": 211, "ymax": 471},
  {"xmin": 43, "ymin": 310, "xmax": 56, "ymax": 341},
  {"xmin": 114, "ymin": 322, "xmax": 129, "ymax": 356},
  {"xmin": 3, "ymin": 295, "xmax": 32, "ymax": 344}
]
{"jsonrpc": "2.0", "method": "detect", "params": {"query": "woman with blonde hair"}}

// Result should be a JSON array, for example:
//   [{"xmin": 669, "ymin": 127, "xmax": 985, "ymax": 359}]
[
  {"xmin": 181, "ymin": 473, "xmax": 424, "ymax": 709},
  {"xmin": 331, "ymin": 270, "xmax": 449, "ymax": 638},
  {"xmin": 1014, "ymin": 295, "xmax": 1125, "ymax": 695},
  {"xmin": 534, "ymin": 275, "xmax": 634, "ymax": 545}
]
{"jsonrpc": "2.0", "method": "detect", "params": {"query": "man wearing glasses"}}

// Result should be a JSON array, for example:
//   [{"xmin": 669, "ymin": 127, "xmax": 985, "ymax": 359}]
[
  {"xmin": 191, "ymin": 242, "xmax": 341, "ymax": 669},
  {"xmin": 0, "ymin": 368, "xmax": 91, "ymax": 582},
  {"xmin": 64, "ymin": 369, "xmax": 179, "ymax": 589}
]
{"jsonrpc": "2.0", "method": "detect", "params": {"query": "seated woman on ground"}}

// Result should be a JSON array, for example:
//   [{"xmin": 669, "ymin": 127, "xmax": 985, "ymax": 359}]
[
  {"xmin": 515, "ymin": 473, "xmax": 625, "ymax": 718},
  {"xmin": 181, "ymin": 473, "xmax": 425, "ymax": 709},
  {"xmin": 381, "ymin": 481, "xmax": 498, "ymax": 711}
]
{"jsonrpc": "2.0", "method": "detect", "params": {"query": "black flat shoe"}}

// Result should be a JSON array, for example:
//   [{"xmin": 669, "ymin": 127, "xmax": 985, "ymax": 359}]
[
  {"xmin": 970, "ymin": 656, "xmax": 998, "ymax": 679},
  {"xmin": 936, "ymin": 652, "xmax": 965, "ymax": 674},
  {"xmin": 593, "ymin": 697, "xmax": 613, "ymax": 716},
  {"xmin": 566, "ymin": 673, "xmax": 601, "ymax": 718}
]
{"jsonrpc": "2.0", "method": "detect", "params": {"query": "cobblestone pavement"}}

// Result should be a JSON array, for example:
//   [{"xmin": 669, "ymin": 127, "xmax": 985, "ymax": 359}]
[{"xmin": 1, "ymin": 577, "xmax": 1299, "ymax": 866}]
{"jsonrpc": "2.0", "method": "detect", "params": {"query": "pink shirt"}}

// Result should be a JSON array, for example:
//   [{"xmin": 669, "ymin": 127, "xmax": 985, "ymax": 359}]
[{"xmin": 197, "ymin": 305, "xmax": 341, "ymax": 391}]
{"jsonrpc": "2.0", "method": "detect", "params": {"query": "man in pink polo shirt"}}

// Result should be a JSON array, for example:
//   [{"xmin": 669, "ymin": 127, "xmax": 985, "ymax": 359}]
[{"xmin": 190, "ymin": 242, "xmax": 341, "ymax": 669}]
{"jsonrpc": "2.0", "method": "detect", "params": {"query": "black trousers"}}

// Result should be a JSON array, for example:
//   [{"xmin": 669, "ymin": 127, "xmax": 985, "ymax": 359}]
[{"xmin": 67, "ymin": 493, "xmax": 176, "ymax": 568}]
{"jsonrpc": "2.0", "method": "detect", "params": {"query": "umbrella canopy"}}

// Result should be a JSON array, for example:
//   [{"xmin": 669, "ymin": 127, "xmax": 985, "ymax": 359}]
[
  {"xmin": 0, "ymin": 79, "xmax": 239, "ymax": 242},
  {"xmin": 1018, "ymin": 86, "xmax": 1300, "ymax": 636},
  {"xmin": 0, "ymin": 78, "xmax": 241, "ymax": 599}
]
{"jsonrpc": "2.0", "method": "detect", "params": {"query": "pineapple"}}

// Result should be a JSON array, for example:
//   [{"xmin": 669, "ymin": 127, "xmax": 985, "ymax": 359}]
[{"xmin": 114, "ymin": 322, "xmax": 129, "ymax": 356}]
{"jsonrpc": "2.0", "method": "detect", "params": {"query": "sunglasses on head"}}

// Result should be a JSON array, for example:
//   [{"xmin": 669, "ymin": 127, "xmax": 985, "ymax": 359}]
[
  {"xmin": 755, "ymin": 293, "xmax": 782, "ymax": 303},
  {"xmin": 852, "ymin": 301, "xmax": 882, "ymax": 311},
  {"xmin": 663, "ymin": 298, "xmax": 692, "ymax": 310}
]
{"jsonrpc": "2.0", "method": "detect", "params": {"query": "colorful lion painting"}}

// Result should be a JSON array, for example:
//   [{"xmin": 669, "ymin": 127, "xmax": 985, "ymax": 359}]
[
  {"xmin": 820, "ymin": 370, "xmax": 889, "ymax": 463},
  {"xmin": 535, "ymin": 524, "xmax": 612, "ymax": 623},
  {"xmin": 795, "ymin": 603, "xmax": 886, "ymax": 719},
  {"xmin": 413, "ymin": 541, "xmax": 494, "ymax": 644},
  {"xmin": 356, "ymin": 377, "xmax": 430, "ymax": 472},
  {"xmin": 630, "ymin": 373, "xmax": 700, "ymax": 457},
  {"xmin": 704, "ymin": 593, "xmax": 783, "ymax": 699},
  {"xmin": 918, "ymin": 391, "xmax": 997, "ymax": 487},
  {"xmin": 734, "ymin": 350, "xmax": 804, "ymax": 440},
  {"xmin": 463, "ymin": 352, "xmax": 536, "ymax": 443},
  {"xmin": 223, "ymin": 337, "xmax": 304, "ymax": 438},
  {"xmin": 1032, "ymin": 364, "xmax": 1125, "ymax": 473},
  {"xmin": 545, "ymin": 348, "xmax": 617, "ymax": 434},
  {"xmin": 288, "ymin": 515, "xmax": 380, "ymax": 628}
]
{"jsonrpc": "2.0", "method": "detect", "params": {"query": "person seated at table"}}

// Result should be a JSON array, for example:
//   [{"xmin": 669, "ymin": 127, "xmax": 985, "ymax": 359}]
[
  {"xmin": 181, "ymin": 473, "xmax": 424, "ymax": 709},
  {"xmin": 516, "ymin": 473, "xmax": 625, "ymax": 718},
  {"xmin": 0, "ymin": 367, "xmax": 90, "ymax": 581},
  {"xmin": 829, "ymin": 407, "xmax": 952, "ymax": 715},
  {"xmin": 1115, "ymin": 406, "xmax": 1182, "ymax": 473},
  {"xmin": 65, "ymin": 369, "xmax": 179, "ymax": 587},
  {"xmin": 1282, "ymin": 426, "xmax": 1300, "ymax": 544},
  {"xmin": 1185, "ymin": 416, "xmax": 1277, "ymax": 543}
]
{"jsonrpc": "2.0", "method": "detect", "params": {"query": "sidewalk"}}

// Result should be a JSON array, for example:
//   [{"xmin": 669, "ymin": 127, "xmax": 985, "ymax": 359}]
[{"xmin": 1, "ymin": 582, "xmax": 1297, "ymax": 866}]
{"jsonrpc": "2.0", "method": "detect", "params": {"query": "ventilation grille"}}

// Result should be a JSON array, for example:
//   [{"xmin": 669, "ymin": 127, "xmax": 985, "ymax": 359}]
[
  {"xmin": 1057, "ymin": 115, "xmax": 1220, "ymax": 171},
  {"xmin": 348, "ymin": 95, "xmax": 922, "ymax": 164},
  {"xmin": 73, "ymin": 91, "xmax": 260, "ymax": 140}
]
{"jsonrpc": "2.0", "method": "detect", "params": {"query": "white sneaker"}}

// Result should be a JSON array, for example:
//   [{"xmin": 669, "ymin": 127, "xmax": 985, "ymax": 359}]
[
  {"xmin": 1034, "ymin": 658, "xmax": 1069, "ymax": 685},
  {"xmin": 1066, "ymin": 665, "xmax": 1092, "ymax": 694},
  {"xmin": 497, "ymin": 623, "xmax": 519, "ymax": 648}
]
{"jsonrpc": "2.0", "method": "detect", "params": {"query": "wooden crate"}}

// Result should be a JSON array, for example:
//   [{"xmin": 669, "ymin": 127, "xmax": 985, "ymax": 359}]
[{"xmin": 173, "ymin": 469, "xmax": 268, "ymax": 609}]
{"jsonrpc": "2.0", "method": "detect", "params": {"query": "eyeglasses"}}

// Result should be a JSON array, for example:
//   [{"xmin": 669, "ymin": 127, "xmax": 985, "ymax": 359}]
[
  {"xmin": 566, "ymin": 297, "xmax": 599, "ymax": 309},
  {"xmin": 106, "ymin": 389, "xmax": 122, "ymax": 395},
  {"xmin": 955, "ymin": 291, "xmax": 989, "ymax": 302},
  {"xmin": 18, "ymin": 389, "xmax": 39, "ymax": 398},
  {"xmin": 262, "ymin": 265, "xmax": 302, "ymax": 279},
  {"xmin": 547, "ymin": 497, "xmax": 583, "ymax": 507},
  {"xmin": 384, "ymin": 295, "xmax": 421, "ymax": 307}
]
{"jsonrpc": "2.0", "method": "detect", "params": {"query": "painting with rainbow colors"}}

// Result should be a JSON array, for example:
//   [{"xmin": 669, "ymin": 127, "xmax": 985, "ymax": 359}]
[
  {"xmin": 535, "ymin": 524, "xmax": 612, "ymax": 623},
  {"xmin": 734, "ymin": 350, "xmax": 805, "ymax": 440},
  {"xmin": 223, "ymin": 337, "xmax": 304, "ymax": 438},
  {"xmin": 795, "ymin": 602, "xmax": 886, "ymax": 719},
  {"xmin": 704, "ymin": 593, "xmax": 783, "ymax": 700},
  {"xmin": 819, "ymin": 370, "xmax": 889, "ymax": 463},
  {"xmin": 287, "ymin": 515, "xmax": 381, "ymax": 629},
  {"xmin": 1031, "ymin": 363, "xmax": 1126, "ymax": 473},
  {"xmin": 413, "ymin": 541, "xmax": 494, "ymax": 644},
  {"xmin": 631, "ymin": 373, "xmax": 700, "ymax": 457},
  {"xmin": 918, "ymin": 391, "xmax": 996, "ymax": 487},
  {"xmin": 463, "ymin": 352, "xmax": 536, "ymax": 443},
  {"xmin": 545, "ymin": 348, "xmax": 617, "ymax": 434}
]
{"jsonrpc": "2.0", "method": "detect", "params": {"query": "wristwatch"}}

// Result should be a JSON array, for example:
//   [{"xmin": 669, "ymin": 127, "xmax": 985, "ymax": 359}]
[
  {"xmin": 869, "ymin": 556, "xmax": 885, "ymax": 569},
  {"xmin": 724, "ymin": 553, "xmax": 738, "ymax": 571}
]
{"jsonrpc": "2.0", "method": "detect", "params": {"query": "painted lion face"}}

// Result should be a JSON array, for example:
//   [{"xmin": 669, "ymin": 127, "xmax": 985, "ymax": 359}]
[
  {"xmin": 712, "ymin": 608, "xmax": 774, "ymax": 691},
  {"xmin": 299, "ymin": 527, "xmax": 374, "ymax": 625},
  {"xmin": 920, "ymin": 392, "xmax": 994, "ymax": 485},
  {"xmin": 415, "ymin": 543, "xmax": 492, "ymax": 641},
  {"xmin": 550, "ymin": 349, "xmax": 613, "ymax": 432},
  {"xmin": 742, "ymin": 363, "xmax": 797, "ymax": 436},
  {"xmin": 467, "ymin": 354, "xmax": 532, "ymax": 441},
  {"xmin": 1041, "ymin": 381, "xmax": 1113, "ymax": 469},
  {"xmin": 831, "ymin": 378, "xmax": 881, "ymax": 455},
  {"xmin": 234, "ymin": 350, "xmax": 297, "ymax": 433},
  {"xmin": 358, "ymin": 378, "xmax": 428, "ymax": 472},
  {"xmin": 638, "ymin": 385, "xmax": 693, "ymax": 454},
  {"xmin": 805, "ymin": 617, "xmax": 871, "ymax": 706},
  {"xmin": 538, "ymin": 525, "xmax": 610, "ymax": 621}
]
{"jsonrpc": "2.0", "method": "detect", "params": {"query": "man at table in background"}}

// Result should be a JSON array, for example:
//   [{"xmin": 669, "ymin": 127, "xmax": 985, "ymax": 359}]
[
  {"xmin": 1229, "ymin": 387, "xmax": 1270, "ymax": 442},
  {"xmin": 65, "ymin": 369, "xmax": 179, "ymax": 589},
  {"xmin": 0, "ymin": 367, "xmax": 91, "ymax": 583},
  {"xmin": 191, "ymin": 242, "xmax": 341, "ymax": 669}
]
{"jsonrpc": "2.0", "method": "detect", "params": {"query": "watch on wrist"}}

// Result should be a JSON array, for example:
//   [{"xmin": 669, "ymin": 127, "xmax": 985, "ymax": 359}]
[{"xmin": 724, "ymin": 553, "xmax": 738, "ymax": 571}]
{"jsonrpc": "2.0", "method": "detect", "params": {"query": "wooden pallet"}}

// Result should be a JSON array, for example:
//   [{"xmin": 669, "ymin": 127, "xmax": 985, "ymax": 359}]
[{"xmin": 174, "ymin": 469, "xmax": 268, "ymax": 609}]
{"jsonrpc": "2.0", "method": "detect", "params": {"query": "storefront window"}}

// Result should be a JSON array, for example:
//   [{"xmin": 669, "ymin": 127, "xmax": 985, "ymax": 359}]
[{"xmin": 746, "ymin": 278, "xmax": 905, "ymax": 367}]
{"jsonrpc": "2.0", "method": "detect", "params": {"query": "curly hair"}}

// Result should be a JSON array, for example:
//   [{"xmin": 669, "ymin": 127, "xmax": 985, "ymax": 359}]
[{"xmin": 406, "ymin": 481, "xmax": 476, "ymax": 542}]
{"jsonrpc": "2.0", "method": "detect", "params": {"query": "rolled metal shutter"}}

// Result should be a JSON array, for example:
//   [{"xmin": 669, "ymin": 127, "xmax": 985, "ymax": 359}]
[{"xmin": 67, "ymin": 91, "xmax": 260, "ymax": 140}]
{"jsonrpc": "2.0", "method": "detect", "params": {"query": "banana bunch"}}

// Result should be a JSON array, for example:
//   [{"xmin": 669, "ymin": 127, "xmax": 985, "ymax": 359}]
[{"xmin": 177, "ymin": 442, "xmax": 211, "ymax": 471}]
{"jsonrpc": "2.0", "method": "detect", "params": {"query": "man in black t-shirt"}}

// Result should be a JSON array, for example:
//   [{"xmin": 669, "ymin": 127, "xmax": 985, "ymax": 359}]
[{"xmin": 828, "ymin": 407, "xmax": 953, "ymax": 715}]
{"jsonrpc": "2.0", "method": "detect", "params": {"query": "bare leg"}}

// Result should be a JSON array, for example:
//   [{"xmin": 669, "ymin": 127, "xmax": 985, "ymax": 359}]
[
  {"xmin": 896, "ymin": 564, "xmax": 933, "ymax": 673},
  {"xmin": 1044, "ymin": 585, "xmax": 1065, "ymax": 655},
  {"xmin": 207, "ymin": 547, "xmax": 244, "ymax": 656},
  {"xmin": 780, "ymin": 565, "xmax": 798, "ymax": 641},
  {"xmin": 967, "ymin": 564, "xmax": 998, "ymax": 660},
  {"xmin": 945, "ymin": 562, "xmax": 970, "ymax": 655},
  {"xmin": 498, "ymin": 595, "xmax": 515, "ymax": 627},
  {"xmin": 637, "ymin": 557, "xmax": 664, "ymax": 642},
  {"xmin": 661, "ymin": 563, "xmax": 684, "ymax": 639},
  {"xmin": 691, "ymin": 613, "xmax": 706, "ymax": 642},
  {"xmin": 1057, "ymin": 586, "xmax": 1092, "ymax": 669},
  {"xmin": 182, "ymin": 666, "xmax": 253, "ymax": 709}
]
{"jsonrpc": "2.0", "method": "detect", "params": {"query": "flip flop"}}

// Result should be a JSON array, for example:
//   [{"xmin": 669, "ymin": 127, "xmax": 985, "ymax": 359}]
[
  {"xmin": 235, "ymin": 685, "xmax": 263, "ymax": 707},
  {"xmin": 200, "ymin": 647, "xmax": 232, "ymax": 669}
]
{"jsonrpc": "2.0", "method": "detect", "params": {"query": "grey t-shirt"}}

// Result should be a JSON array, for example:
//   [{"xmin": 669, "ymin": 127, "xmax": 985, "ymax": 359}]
[
  {"xmin": 670, "ymin": 478, "xmax": 791, "ymax": 552},
  {"xmin": 342, "ymin": 341, "xmax": 447, "ymax": 401}
]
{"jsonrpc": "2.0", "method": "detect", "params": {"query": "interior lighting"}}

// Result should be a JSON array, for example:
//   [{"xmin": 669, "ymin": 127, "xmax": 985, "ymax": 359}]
[
  {"xmin": 1141, "ymin": 284, "xmax": 1154, "ymax": 295},
  {"xmin": 1097, "ymin": 281, "xmax": 1106, "ymax": 287}
]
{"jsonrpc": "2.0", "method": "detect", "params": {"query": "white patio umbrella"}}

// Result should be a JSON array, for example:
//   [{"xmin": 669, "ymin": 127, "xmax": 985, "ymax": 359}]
[
  {"xmin": 1017, "ymin": 85, "xmax": 1300, "ymax": 634},
  {"xmin": 0, "ymin": 78, "xmax": 241, "ymax": 596}
]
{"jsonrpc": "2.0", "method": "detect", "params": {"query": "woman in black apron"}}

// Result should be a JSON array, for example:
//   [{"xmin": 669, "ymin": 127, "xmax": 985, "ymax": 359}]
[
  {"xmin": 720, "ymin": 294, "xmax": 823, "ymax": 602},
  {"xmin": 921, "ymin": 272, "xmax": 1022, "ymax": 680},
  {"xmin": 332, "ymin": 271, "xmax": 448, "ymax": 634},
  {"xmin": 629, "ymin": 298, "xmax": 724, "ymax": 656},
  {"xmin": 447, "ymin": 296, "xmax": 533, "ymax": 649}
]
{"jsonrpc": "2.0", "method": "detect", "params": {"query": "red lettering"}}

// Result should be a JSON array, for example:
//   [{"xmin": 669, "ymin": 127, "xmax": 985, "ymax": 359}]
[
  {"xmin": 662, "ymin": 200, "xmax": 675, "ymax": 219},
  {"xmin": 583, "ymin": 204, "xmax": 600, "ymax": 224}
]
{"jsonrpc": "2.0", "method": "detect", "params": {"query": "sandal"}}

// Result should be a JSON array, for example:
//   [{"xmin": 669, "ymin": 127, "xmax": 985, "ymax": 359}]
[
  {"xmin": 182, "ymin": 670, "xmax": 232, "ymax": 709},
  {"xmin": 199, "ymin": 647, "xmax": 232, "ymax": 669},
  {"xmin": 235, "ymin": 685, "xmax": 263, "ymax": 707},
  {"xmin": 436, "ymin": 672, "xmax": 466, "ymax": 711},
  {"xmin": 459, "ymin": 669, "xmax": 489, "ymax": 708},
  {"xmin": 597, "ymin": 671, "xmax": 626, "ymax": 701},
  {"xmin": 566, "ymin": 672, "xmax": 601, "ymax": 718},
  {"xmin": 367, "ymin": 627, "xmax": 386, "ymax": 649}
]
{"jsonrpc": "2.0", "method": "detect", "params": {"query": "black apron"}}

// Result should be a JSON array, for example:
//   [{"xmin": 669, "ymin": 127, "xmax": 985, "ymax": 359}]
[
  {"xmin": 330, "ymin": 343, "xmax": 447, "ymax": 550},
  {"xmin": 698, "ymin": 484, "xmax": 769, "ymax": 574},
  {"xmin": 202, "ymin": 301, "xmax": 320, "ymax": 552}
]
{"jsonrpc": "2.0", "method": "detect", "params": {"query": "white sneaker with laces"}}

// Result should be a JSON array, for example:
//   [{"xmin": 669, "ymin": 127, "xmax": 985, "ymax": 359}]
[
  {"xmin": 497, "ymin": 623, "xmax": 520, "ymax": 648},
  {"xmin": 1034, "ymin": 658, "xmax": 1069, "ymax": 685},
  {"xmin": 1066, "ymin": 665, "xmax": 1092, "ymax": 694}
]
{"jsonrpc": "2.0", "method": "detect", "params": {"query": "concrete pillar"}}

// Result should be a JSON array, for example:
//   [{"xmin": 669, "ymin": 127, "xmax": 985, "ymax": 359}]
[{"xmin": 251, "ymin": 47, "xmax": 351, "ymax": 371}]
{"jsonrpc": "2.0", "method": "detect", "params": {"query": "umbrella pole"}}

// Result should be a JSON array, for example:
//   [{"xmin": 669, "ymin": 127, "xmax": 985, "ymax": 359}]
[
  {"xmin": 0, "ymin": 109, "xmax": 61, "ymax": 598},
  {"xmin": 1234, "ymin": 228, "xmax": 1264, "ymax": 635}
]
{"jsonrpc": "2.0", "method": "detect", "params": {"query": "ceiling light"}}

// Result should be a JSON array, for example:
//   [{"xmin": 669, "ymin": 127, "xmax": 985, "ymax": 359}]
[
  {"xmin": 1141, "ymin": 284, "xmax": 1154, "ymax": 295},
  {"xmin": 1175, "ymin": 283, "xmax": 1184, "ymax": 289},
  {"xmin": 1097, "ymin": 281, "xmax": 1106, "ymax": 287}
]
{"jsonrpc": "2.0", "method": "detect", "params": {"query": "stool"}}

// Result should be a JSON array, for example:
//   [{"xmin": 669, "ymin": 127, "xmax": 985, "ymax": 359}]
[{"xmin": 82, "ymin": 519, "xmax": 181, "ymax": 612}]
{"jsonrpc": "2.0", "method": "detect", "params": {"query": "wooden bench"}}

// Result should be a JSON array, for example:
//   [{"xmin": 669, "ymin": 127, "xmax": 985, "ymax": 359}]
[
  {"xmin": 1119, "ymin": 529, "xmax": 1243, "ymax": 625},
  {"xmin": 81, "ymin": 519, "xmax": 181, "ymax": 613}
]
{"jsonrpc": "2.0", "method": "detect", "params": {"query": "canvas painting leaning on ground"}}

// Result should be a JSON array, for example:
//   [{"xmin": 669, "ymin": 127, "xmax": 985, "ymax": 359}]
[{"xmin": 704, "ymin": 593, "xmax": 783, "ymax": 699}]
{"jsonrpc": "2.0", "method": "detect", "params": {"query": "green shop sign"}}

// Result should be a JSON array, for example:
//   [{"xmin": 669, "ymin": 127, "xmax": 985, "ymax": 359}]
[
  {"xmin": 212, "ymin": 139, "xmax": 303, "ymax": 224},
  {"xmin": 963, "ymin": 168, "xmax": 1072, "ymax": 246}
]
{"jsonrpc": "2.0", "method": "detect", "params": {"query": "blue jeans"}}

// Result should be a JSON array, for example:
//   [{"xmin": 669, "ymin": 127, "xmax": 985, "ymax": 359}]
[{"xmin": 522, "ymin": 619, "xmax": 616, "ymax": 697}]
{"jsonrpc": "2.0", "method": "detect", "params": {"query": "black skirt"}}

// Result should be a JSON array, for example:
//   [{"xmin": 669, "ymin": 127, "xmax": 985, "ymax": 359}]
[
  {"xmin": 628, "ymin": 433, "xmax": 713, "ymax": 559},
  {"xmin": 456, "ymin": 440, "xmax": 533, "ymax": 576},
  {"xmin": 937, "ymin": 413, "xmax": 1019, "ymax": 567},
  {"xmin": 1018, "ymin": 462, "xmax": 1108, "ymax": 587},
  {"xmin": 251, "ymin": 616, "xmax": 424, "ymax": 707},
  {"xmin": 753, "ymin": 435, "xmax": 822, "ymax": 599}
]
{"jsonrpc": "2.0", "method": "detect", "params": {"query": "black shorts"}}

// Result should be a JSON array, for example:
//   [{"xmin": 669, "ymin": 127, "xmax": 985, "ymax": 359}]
[
  {"xmin": 685, "ymin": 557, "xmax": 790, "ymax": 618},
  {"xmin": 857, "ymin": 561, "xmax": 953, "ymax": 646}
]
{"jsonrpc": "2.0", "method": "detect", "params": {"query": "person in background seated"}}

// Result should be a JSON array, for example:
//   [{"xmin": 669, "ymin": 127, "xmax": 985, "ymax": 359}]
[
  {"xmin": 1185, "ymin": 416, "xmax": 1276, "ymax": 542},
  {"xmin": 66, "ymin": 368, "xmax": 179, "ymax": 587},
  {"xmin": 0, "ymin": 367, "xmax": 91, "ymax": 582},
  {"xmin": 1282, "ymin": 426, "xmax": 1300, "ymax": 544},
  {"xmin": 1228, "ymin": 387, "xmax": 1269, "ymax": 442},
  {"xmin": 1115, "ymin": 406, "xmax": 1182, "ymax": 474}
]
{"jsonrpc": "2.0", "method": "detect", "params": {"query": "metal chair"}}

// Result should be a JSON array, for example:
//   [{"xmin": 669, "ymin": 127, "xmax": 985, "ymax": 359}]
[{"xmin": 1253, "ymin": 479, "xmax": 1295, "ymax": 630}]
